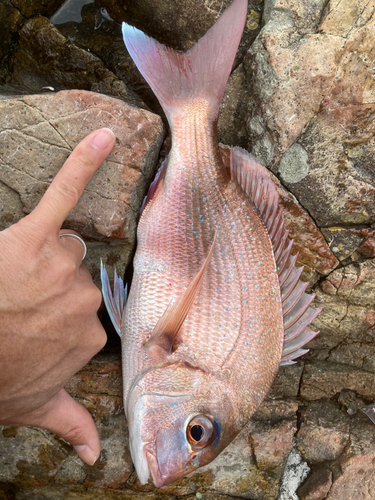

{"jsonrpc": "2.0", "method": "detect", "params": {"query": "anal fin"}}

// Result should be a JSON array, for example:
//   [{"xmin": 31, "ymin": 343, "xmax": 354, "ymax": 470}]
[{"xmin": 101, "ymin": 261, "xmax": 127, "ymax": 337}]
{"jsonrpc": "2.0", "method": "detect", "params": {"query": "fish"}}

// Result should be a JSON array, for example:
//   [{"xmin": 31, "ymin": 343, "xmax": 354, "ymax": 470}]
[{"xmin": 101, "ymin": 0, "xmax": 321, "ymax": 487}]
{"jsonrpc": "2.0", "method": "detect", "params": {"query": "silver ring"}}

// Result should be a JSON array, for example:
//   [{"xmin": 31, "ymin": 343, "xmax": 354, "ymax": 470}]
[{"xmin": 59, "ymin": 233, "xmax": 87, "ymax": 260}]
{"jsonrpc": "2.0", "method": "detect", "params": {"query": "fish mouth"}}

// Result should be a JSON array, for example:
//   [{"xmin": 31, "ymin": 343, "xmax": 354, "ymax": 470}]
[
  {"xmin": 144, "ymin": 445, "xmax": 164, "ymax": 487},
  {"xmin": 144, "ymin": 445, "xmax": 195, "ymax": 488}
]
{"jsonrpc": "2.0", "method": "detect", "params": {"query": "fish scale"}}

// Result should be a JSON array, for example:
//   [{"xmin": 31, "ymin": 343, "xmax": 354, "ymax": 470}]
[
  {"xmin": 124, "ymin": 109, "xmax": 283, "ymax": 403},
  {"xmin": 101, "ymin": 0, "xmax": 320, "ymax": 487}
]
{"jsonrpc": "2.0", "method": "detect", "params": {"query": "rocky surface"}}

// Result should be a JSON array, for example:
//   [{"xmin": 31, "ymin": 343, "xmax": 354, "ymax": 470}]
[
  {"xmin": 1, "ymin": 0, "xmax": 375, "ymax": 499},
  {"xmin": 0, "ymin": 90, "xmax": 164, "ymax": 285},
  {"xmin": 12, "ymin": 17, "xmax": 145, "ymax": 109}
]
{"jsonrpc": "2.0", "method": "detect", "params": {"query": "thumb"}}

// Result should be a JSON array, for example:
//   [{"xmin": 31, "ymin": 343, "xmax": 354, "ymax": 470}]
[{"xmin": 27, "ymin": 389, "xmax": 101, "ymax": 465}]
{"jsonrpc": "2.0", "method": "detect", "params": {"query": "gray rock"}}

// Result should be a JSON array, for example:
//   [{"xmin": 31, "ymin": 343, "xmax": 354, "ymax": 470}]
[
  {"xmin": 279, "ymin": 143, "xmax": 309, "ymax": 184},
  {"xmin": 252, "ymin": 136, "xmax": 274, "ymax": 166}
]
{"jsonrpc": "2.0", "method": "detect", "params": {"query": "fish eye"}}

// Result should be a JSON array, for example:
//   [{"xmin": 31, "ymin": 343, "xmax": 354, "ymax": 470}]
[{"xmin": 186, "ymin": 415, "xmax": 216, "ymax": 449}]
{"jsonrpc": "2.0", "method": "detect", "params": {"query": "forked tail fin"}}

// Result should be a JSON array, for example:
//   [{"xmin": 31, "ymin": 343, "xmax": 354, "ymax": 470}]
[{"xmin": 122, "ymin": 0, "xmax": 248, "ymax": 125}]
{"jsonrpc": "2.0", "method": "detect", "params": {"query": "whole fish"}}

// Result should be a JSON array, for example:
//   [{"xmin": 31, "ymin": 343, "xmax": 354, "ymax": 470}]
[{"xmin": 101, "ymin": 0, "xmax": 320, "ymax": 487}]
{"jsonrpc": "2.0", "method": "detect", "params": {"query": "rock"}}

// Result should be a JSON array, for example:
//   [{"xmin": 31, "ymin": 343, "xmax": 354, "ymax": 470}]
[
  {"xmin": 11, "ymin": 16, "xmax": 145, "ymax": 108},
  {"xmin": 307, "ymin": 259, "xmax": 375, "ymax": 365},
  {"xmin": 0, "ymin": 90, "xmax": 163, "ymax": 239},
  {"xmin": 0, "ymin": 1, "xmax": 24, "ymax": 82},
  {"xmin": 0, "ymin": 180, "xmax": 24, "ymax": 230},
  {"xmin": 218, "ymin": 64, "xmax": 250, "ymax": 148},
  {"xmin": 98, "ymin": 0, "xmax": 262, "ymax": 59},
  {"xmin": 0, "ymin": 89, "xmax": 164, "ymax": 286},
  {"xmin": 245, "ymin": 0, "xmax": 375, "ymax": 229},
  {"xmin": 357, "ymin": 230, "xmax": 375, "ymax": 258},
  {"xmin": 298, "ymin": 468, "xmax": 333, "ymax": 500},
  {"xmin": 245, "ymin": 0, "xmax": 344, "ymax": 162},
  {"xmin": 219, "ymin": 145, "xmax": 338, "ymax": 285},
  {"xmin": 296, "ymin": 401, "xmax": 350, "ymax": 463},
  {"xmin": 276, "ymin": 185, "xmax": 338, "ymax": 283},
  {"xmin": 325, "ymin": 413, "xmax": 375, "ymax": 500},
  {"xmin": 267, "ymin": 363, "xmax": 304, "ymax": 400},
  {"xmin": 0, "ymin": 348, "xmax": 298, "ymax": 500},
  {"xmin": 300, "ymin": 361, "xmax": 375, "ymax": 401},
  {"xmin": 278, "ymin": 447, "xmax": 310, "ymax": 500},
  {"xmin": 321, "ymin": 227, "xmax": 366, "ymax": 262},
  {"xmin": 53, "ymin": 1, "xmax": 164, "ymax": 118},
  {"xmin": 11, "ymin": 0, "xmax": 65, "ymax": 19}
]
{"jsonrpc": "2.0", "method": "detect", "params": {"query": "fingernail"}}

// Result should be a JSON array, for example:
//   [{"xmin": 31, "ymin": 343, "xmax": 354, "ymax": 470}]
[
  {"xmin": 92, "ymin": 128, "xmax": 115, "ymax": 150},
  {"xmin": 73, "ymin": 444, "xmax": 98, "ymax": 466}
]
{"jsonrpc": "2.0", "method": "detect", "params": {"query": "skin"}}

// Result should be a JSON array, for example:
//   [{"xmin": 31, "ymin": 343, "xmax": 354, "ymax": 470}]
[{"xmin": 0, "ymin": 127, "xmax": 116, "ymax": 466}]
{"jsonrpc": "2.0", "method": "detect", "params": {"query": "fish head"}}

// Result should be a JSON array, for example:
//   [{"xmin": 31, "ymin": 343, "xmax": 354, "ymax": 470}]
[{"xmin": 126, "ymin": 361, "xmax": 238, "ymax": 487}]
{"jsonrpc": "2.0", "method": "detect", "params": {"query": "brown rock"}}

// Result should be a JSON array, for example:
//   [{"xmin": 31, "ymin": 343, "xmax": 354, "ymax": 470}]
[
  {"xmin": 218, "ymin": 64, "xmax": 250, "ymax": 148},
  {"xmin": 11, "ymin": 0, "xmax": 65, "ymax": 19},
  {"xmin": 276, "ymin": 186, "xmax": 338, "ymax": 283},
  {"xmin": 245, "ymin": 0, "xmax": 375, "ymax": 230},
  {"xmin": 53, "ymin": 2, "xmax": 164, "ymax": 118},
  {"xmin": 0, "ymin": 90, "xmax": 163, "ymax": 286},
  {"xmin": 0, "ymin": 1, "xmax": 24, "ymax": 82},
  {"xmin": 219, "ymin": 145, "xmax": 338, "ymax": 285},
  {"xmin": 14, "ymin": 485, "xmax": 173, "ymax": 499},
  {"xmin": 358, "ymin": 231, "xmax": 375, "ymax": 258},
  {"xmin": 0, "ymin": 90, "xmax": 163, "ymax": 240},
  {"xmin": 245, "ymin": 0, "xmax": 344, "ymax": 163},
  {"xmin": 326, "ymin": 413, "xmax": 375, "ymax": 499},
  {"xmin": 308, "ymin": 259, "xmax": 375, "ymax": 365},
  {"xmin": 12, "ymin": 16, "xmax": 145, "ymax": 108},
  {"xmin": 300, "ymin": 361, "xmax": 375, "ymax": 401},
  {"xmin": 296, "ymin": 401, "xmax": 350, "ymax": 463},
  {"xmin": 0, "ymin": 180, "xmax": 24, "ymax": 230},
  {"xmin": 321, "ymin": 227, "xmax": 366, "ymax": 262},
  {"xmin": 275, "ymin": 10, "xmax": 375, "ymax": 227},
  {"xmin": 298, "ymin": 468, "xmax": 333, "ymax": 500},
  {"xmin": 267, "ymin": 363, "xmax": 304, "ymax": 400},
  {"xmin": 99, "ymin": 0, "xmax": 262, "ymax": 60},
  {"xmin": 0, "ymin": 425, "xmax": 70, "ymax": 487}
]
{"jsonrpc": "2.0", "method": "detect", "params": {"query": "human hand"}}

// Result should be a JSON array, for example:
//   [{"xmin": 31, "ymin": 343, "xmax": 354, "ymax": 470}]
[{"xmin": 0, "ymin": 127, "xmax": 116, "ymax": 465}]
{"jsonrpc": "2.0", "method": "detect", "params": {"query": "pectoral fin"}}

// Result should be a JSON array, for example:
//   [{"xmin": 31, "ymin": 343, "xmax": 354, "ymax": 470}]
[{"xmin": 145, "ymin": 236, "xmax": 216, "ymax": 353}]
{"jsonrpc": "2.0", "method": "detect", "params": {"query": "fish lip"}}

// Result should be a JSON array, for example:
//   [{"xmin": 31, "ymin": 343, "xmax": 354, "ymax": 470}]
[
  {"xmin": 144, "ymin": 446, "xmax": 164, "ymax": 487},
  {"xmin": 144, "ymin": 443, "xmax": 196, "ymax": 488}
]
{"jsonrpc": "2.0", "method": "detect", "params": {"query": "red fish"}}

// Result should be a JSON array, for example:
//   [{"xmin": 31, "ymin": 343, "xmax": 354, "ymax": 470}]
[{"xmin": 102, "ymin": 0, "xmax": 320, "ymax": 487}]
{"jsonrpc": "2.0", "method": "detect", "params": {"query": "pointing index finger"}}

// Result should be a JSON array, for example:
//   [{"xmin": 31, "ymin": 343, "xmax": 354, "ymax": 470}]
[{"xmin": 30, "ymin": 128, "xmax": 116, "ymax": 231}]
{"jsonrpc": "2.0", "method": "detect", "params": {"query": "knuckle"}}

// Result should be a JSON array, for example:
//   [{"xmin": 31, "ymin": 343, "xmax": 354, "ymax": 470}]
[
  {"xmin": 92, "ymin": 328, "xmax": 107, "ymax": 351},
  {"xmin": 90, "ymin": 286, "xmax": 103, "ymax": 311},
  {"xmin": 77, "ymin": 284, "xmax": 102, "ymax": 312},
  {"xmin": 64, "ymin": 425, "xmax": 85, "ymax": 445},
  {"xmin": 56, "ymin": 258, "xmax": 77, "ymax": 281},
  {"xmin": 74, "ymin": 147, "xmax": 95, "ymax": 172},
  {"xmin": 53, "ymin": 178, "xmax": 81, "ymax": 207}
]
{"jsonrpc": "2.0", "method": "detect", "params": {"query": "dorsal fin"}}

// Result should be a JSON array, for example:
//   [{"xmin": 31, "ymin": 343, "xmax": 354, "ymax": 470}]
[
  {"xmin": 101, "ymin": 261, "xmax": 127, "ymax": 337},
  {"xmin": 144, "ymin": 235, "xmax": 216, "ymax": 354},
  {"xmin": 229, "ymin": 146, "xmax": 321, "ymax": 365}
]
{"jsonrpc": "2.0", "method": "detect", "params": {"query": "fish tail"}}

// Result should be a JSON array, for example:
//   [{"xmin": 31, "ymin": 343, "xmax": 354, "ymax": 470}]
[{"xmin": 122, "ymin": 0, "xmax": 248, "ymax": 124}]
